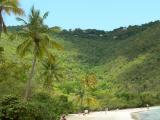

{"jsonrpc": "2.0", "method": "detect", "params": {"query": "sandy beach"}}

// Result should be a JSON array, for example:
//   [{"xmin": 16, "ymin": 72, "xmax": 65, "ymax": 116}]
[{"xmin": 66, "ymin": 108, "xmax": 149, "ymax": 120}]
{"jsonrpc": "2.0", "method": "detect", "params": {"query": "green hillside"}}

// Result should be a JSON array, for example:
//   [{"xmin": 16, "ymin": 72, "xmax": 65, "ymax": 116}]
[
  {"xmin": 1, "ymin": 20, "xmax": 160, "ymax": 112},
  {"xmin": 54, "ymin": 21, "xmax": 160, "ymax": 108}
]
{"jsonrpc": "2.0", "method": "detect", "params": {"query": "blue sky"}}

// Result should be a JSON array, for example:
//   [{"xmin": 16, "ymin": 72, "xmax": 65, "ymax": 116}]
[{"xmin": 4, "ymin": 0, "xmax": 160, "ymax": 30}]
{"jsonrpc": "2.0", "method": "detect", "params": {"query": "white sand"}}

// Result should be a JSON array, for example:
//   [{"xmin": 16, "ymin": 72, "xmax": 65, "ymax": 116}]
[{"xmin": 66, "ymin": 108, "xmax": 149, "ymax": 120}]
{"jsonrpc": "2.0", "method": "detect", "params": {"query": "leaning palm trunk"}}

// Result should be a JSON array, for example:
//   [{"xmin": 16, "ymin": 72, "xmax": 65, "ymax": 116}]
[{"xmin": 24, "ymin": 47, "xmax": 37, "ymax": 100}]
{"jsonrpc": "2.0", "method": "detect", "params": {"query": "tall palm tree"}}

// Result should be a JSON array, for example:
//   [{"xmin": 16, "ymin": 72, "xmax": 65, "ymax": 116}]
[
  {"xmin": 41, "ymin": 60, "xmax": 63, "ymax": 91},
  {"xmin": 0, "ymin": 0, "xmax": 24, "ymax": 34},
  {"xmin": 16, "ymin": 7, "xmax": 62, "ymax": 100}
]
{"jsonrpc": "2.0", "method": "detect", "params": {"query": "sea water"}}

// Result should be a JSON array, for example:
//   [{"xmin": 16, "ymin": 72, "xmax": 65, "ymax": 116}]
[{"xmin": 139, "ymin": 107, "xmax": 160, "ymax": 120}]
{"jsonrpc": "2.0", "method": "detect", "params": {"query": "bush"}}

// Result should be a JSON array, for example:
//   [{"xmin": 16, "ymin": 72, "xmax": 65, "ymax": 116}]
[
  {"xmin": 32, "ymin": 92, "xmax": 74, "ymax": 120},
  {"xmin": 0, "ymin": 94, "xmax": 74, "ymax": 120},
  {"xmin": 0, "ymin": 95, "xmax": 44, "ymax": 120}
]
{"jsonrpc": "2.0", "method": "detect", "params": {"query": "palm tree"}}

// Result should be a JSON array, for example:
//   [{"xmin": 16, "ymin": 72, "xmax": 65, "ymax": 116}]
[
  {"xmin": 75, "ymin": 76, "xmax": 98, "ymax": 111},
  {"xmin": 82, "ymin": 73, "xmax": 97, "ymax": 109},
  {"xmin": 83, "ymin": 73, "xmax": 97, "ymax": 89},
  {"xmin": 41, "ymin": 60, "xmax": 63, "ymax": 91},
  {"xmin": 0, "ymin": 0, "xmax": 24, "ymax": 35},
  {"xmin": 16, "ymin": 7, "xmax": 62, "ymax": 100},
  {"xmin": 75, "ymin": 85, "xmax": 85, "ymax": 111}
]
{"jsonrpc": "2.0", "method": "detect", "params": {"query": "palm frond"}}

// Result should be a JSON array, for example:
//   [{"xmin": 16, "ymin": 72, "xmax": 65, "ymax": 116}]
[
  {"xmin": 43, "ymin": 12, "xmax": 49, "ymax": 20},
  {"xmin": 2, "ymin": 0, "xmax": 24, "ymax": 15},
  {"xmin": 17, "ymin": 30, "xmax": 31, "ymax": 38},
  {"xmin": 4, "ymin": 6, "xmax": 24, "ymax": 15},
  {"xmin": 16, "ymin": 17, "xmax": 27, "ymax": 25},
  {"xmin": 45, "ymin": 50, "xmax": 56, "ymax": 63},
  {"xmin": 0, "ymin": 0, "xmax": 24, "ymax": 34},
  {"xmin": 35, "ymin": 42, "xmax": 46, "ymax": 58},
  {"xmin": 29, "ymin": 6, "xmax": 41, "ymax": 25},
  {"xmin": 30, "ymin": 6, "xmax": 35, "ymax": 16},
  {"xmin": 17, "ymin": 39, "xmax": 32, "ymax": 57},
  {"xmin": 17, "ymin": 6, "xmax": 62, "ymax": 64},
  {"xmin": 50, "ymin": 40, "xmax": 63, "ymax": 50},
  {"xmin": 43, "ymin": 35, "xmax": 63, "ymax": 50}
]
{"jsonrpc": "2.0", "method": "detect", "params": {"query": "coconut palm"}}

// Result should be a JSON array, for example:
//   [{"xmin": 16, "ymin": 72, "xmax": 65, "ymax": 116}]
[
  {"xmin": 76, "ymin": 73, "xmax": 97, "ymax": 110},
  {"xmin": 16, "ymin": 6, "xmax": 62, "ymax": 100},
  {"xmin": 0, "ymin": 0, "xmax": 24, "ymax": 35},
  {"xmin": 41, "ymin": 60, "xmax": 63, "ymax": 91},
  {"xmin": 75, "ymin": 77, "xmax": 98, "ymax": 111},
  {"xmin": 75, "ymin": 85, "xmax": 85, "ymax": 111},
  {"xmin": 83, "ymin": 73, "xmax": 97, "ymax": 108},
  {"xmin": 83, "ymin": 73, "xmax": 97, "ymax": 89}
]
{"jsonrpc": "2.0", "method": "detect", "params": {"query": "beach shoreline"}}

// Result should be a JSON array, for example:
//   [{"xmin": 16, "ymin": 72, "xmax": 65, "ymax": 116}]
[
  {"xmin": 131, "ymin": 106, "xmax": 160, "ymax": 120},
  {"xmin": 67, "ymin": 107, "xmax": 158, "ymax": 120}
]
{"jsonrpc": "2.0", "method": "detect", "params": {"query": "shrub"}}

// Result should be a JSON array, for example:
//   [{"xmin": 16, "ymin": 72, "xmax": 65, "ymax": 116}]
[
  {"xmin": 0, "ymin": 94, "xmax": 74, "ymax": 120},
  {"xmin": 32, "ymin": 92, "xmax": 73, "ymax": 120},
  {"xmin": 0, "ymin": 95, "xmax": 44, "ymax": 120}
]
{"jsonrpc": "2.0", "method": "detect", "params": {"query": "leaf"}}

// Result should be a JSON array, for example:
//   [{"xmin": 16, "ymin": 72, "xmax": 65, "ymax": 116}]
[
  {"xmin": 43, "ymin": 12, "xmax": 49, "ymax": 20},
  {"xmin": 17, "ymin": 39, "xmax": 32, "ymax": 57},
  {"xmin": 16, "ymin": 17, "xmax": 27, "ymax": 25}
]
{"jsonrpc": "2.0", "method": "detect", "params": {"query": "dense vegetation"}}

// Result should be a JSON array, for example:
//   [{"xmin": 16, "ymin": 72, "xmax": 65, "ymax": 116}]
[
  {"xmin": 0, "ymin": 1, "xmax": 160, "ymax": 119},
  {"xmin": 54, "ymin": 21, "xmax": 160, "ymax": 109}
]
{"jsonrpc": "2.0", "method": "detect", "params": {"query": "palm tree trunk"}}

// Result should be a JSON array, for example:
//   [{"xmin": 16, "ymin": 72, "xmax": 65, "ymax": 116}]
[
  {"xmin": 0, "ymin": 8, "xmax": 3, "ymax": 38},
  {"xmin": 0, "ymin": 8, "xmax": 3, "ymax": 62},
  {"xmin": 80, "ymin": 97, "xmax": 83, "ymax": 111},
  {"xmin": 24, "ymin": 48, "xmax": 37, "ymax": 100},
  {"xmin": 0, "ymin": 7, "xmax": 7, "ymax": 37}
]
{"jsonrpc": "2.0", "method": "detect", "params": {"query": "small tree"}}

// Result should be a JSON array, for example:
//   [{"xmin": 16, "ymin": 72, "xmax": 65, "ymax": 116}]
[
  {"xmin": 83, "ymin": 73, "xmax": 97, "ymax": 109},
  {"xmin": 76, "ymin": 73, "xmax": 97, "ymax": 111},
  {"xmin": 41, "ymin": 60, "xmax": 63, "ymax": 91}
]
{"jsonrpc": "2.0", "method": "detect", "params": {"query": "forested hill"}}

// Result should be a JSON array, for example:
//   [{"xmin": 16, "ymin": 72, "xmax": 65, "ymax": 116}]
[
  {"xmin": 52, "ymin": 20, "xmax": 160, "ymax": 108},
  {"xmin": 1, "ymin": 20, "xmax": 160, "ymax": 110}
]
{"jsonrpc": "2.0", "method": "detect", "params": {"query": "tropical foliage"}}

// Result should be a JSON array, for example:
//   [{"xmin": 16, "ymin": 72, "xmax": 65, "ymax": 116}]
[
  {"xmin": 0, "ymin": 0, "xmax": 24, "ymax": 34},
  {"xmin": 16, "ymin": 7, "xmax": 62, "ymax": 100},
  {"xmin": 0, "ymin": 2, "xmax": 160, "ymax": 119},
  {"xmin": 41, "ymin": 60, "xmax": 63, "ymax": 90}
]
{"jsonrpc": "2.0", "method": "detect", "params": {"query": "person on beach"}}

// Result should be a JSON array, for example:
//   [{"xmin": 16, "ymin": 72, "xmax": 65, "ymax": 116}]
[
  {"xmin": 83, "ymin": 109, "xmax": 89, "ymax": 115},
  {"xmin": 146, "ymin": 104, "xmax": 150, "ymax": 110},
  {"xmin": 60, "ymin": 114, "xmax": 67, "ymax": 120},
  {"xmin": 105, "ymin": 107, "xmax": 108, "ymax": 114}
]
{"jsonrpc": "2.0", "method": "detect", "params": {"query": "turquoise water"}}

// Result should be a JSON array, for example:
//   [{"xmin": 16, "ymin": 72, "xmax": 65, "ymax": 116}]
[{"xmin": 139, "ymin": 107, "xmax": 160, "ymax": 120}]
